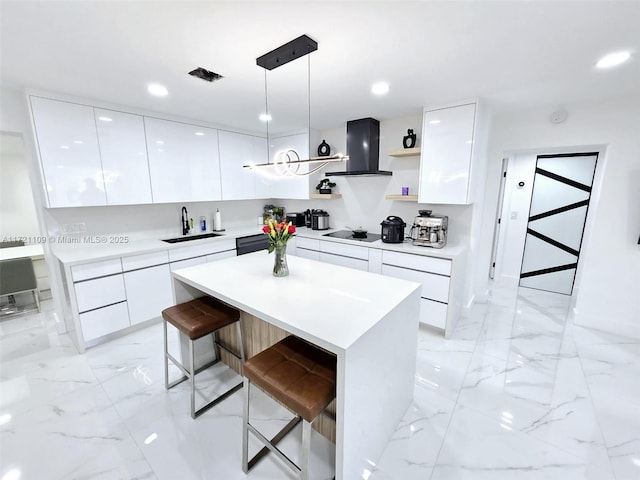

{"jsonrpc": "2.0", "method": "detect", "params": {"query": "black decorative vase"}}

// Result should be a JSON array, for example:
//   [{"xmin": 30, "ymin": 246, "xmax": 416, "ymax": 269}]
[
  {"xmin": 403, "ymin": 129, "xmax": 417, "ymax": 149},
  {"xmin": 317, "ymin": 140, "xmax": 331, "ymax": 157}
]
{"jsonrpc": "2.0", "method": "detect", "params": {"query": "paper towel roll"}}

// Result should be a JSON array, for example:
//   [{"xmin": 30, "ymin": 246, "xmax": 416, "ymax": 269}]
[{"xmin": 214, "ymin": 209, "xmax": 222, "ymax": 231}]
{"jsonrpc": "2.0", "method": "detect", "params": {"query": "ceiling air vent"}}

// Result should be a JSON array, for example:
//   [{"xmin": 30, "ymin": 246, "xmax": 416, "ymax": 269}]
[{"xmin": 188, "ymin": 67, "xmax": 223, "ymax": 82}]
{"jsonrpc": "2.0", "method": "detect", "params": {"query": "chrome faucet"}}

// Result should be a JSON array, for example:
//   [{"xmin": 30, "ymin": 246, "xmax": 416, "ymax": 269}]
[{"xmin": 181, "ymin": 206, "xmax": 189, "ymax": 235}]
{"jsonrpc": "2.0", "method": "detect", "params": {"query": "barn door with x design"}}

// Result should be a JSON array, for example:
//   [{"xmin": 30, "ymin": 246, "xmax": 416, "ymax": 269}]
[{"xmin": 519, "ymin": 153, "xmax": 598, "ymax": 295}]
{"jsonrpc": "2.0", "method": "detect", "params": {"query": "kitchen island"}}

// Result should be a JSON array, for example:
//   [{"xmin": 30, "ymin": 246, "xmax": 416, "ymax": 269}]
[{"xmin": 171, "ymin": 251, "xmax": 421, "ymax": 480}]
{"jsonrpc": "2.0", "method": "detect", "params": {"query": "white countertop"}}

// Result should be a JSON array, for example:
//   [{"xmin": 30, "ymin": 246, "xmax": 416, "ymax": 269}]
[
  {"xmin": 51, "ymin": 224, "xmax": 466, "ymax": 266},
  {"xmin": 172, "ymin": 251, "xmax": 421, "ymax": 352}
]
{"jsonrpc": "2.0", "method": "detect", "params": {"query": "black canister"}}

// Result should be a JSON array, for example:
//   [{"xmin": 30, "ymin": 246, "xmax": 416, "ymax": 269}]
[{"xmin": 381, "ymin": 216, "xmax": 406, "ymax": 243}]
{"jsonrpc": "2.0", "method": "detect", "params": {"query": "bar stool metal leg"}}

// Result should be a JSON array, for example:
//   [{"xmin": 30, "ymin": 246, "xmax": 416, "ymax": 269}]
[
  {"xmin": 242, "ymin": 377, "xmax": 250, "ymax": 473},
  {"xmin": 301, "ymin": 420, "xmax": 311, "ymax": 480}
]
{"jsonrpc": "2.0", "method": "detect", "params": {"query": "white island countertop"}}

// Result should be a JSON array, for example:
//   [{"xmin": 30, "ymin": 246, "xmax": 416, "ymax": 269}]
[
  {"xmin": 171, "ymin": 251, "xmax": 421, "ymax": 479},
  {"xmin": 173, "ymin": 250, "xmax": 421, "ymax": 352}
]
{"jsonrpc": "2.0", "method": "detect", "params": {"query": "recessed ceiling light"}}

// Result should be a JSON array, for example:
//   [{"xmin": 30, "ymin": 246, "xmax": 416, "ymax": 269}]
[
  {"xmin": 596, "ymin": 51, "xmax": 631, "ymax": 69},
  {"xmin": 147, "ymin": 83, "xmax": 168, "ymax": 97},
  {"xmin": 194, "ymin": 131, "xmax": 205, "ymax": 136},
  {"xmin": 155, "ymin": 140, "xmax": 164, "ymax": 145},
  {"xmin": 73, "ymin": 140, "xmax": 83, "ymax": 144},
  {"xmin": 60, "ymin": 145, "xmax": 69, "ymax": 149},
  {"xmin": 259, "ymin": 113, "xmax": 272, "ymax": 122},
  {"xmin": 98, "ymin": 116, "xmax": 112, "ymax": 122},
  {"xmin": 371, "ymin": 81, "xmax": 390, "ymax": 95}
]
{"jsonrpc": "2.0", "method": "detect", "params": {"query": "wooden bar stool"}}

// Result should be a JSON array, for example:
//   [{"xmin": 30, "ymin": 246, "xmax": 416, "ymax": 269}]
[
  {"xmin": 242, "ymin": 335, "xmax": 336, "ymax": 479},
  {"xmin": 162, "ymin": 296, "xmax": 245, "ymax": 419}
]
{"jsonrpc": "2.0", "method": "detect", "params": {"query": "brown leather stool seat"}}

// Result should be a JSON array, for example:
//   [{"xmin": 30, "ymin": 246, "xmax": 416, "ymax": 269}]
[
  {"xmin": 162, "ymin": 296, "xmax": 245, "ymax": 419},
  {"xmin": 242, "ymin": 335, "xmax": 336, "ymax": 479}
]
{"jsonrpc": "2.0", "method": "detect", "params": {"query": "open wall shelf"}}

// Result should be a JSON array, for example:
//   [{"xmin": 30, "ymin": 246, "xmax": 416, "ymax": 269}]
[
  {"xmin": 387, "ymin": 147, "xmax": 421, "ymax": 158},
  {"xmin": 310, "ymin": 193, "xmax": 342, "ymax": 199},
  {"xmin": 385, "ymin": 195, "xmax": 418, "ymax": 202}
]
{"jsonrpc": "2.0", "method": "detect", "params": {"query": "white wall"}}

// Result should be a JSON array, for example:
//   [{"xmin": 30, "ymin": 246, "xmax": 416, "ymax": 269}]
[
  {"xmin": 0, "ymin": 134, "xmax": 40, "ymax": 239},
  {"xmin": 479, "ymin": 95, "xmax": 640, "ymax": 340},
  {"xmin": 280, "ymin": 115, "xmax": 474, "ymax": 247}
]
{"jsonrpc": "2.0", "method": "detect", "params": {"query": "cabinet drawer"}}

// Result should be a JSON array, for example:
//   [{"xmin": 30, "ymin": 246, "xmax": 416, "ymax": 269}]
[
  {"xmin": 168, "ymin": 239, "xmax": 235, "ymax": 262},
  {"xmin": 382, "ymin": 251, "xmax": 451, "ymax": 276},
  {"xmin": 75, "ymin": 274, "xmax": 126, "ymax": 313},
  {"xmin": 320, "ymin": 241, "xmax": 368, "ymax": 260},
  {"xmin": 296, "ymin": 237, "xmax": 320, "ymax": 251},
  {"xmin": 296, "ymin": 248, "xmax": 320, "ymax": 261},
  {"xmin": 170, "ymin": 256, "xmax": 207, "ymax": 271},
  {"xmin": 124, "ymin": 264, "xmax": 172, "ymax": 326},
  {"xmin": 381, "ymin": 264, "xmax": 450, "ymax": 303},
  {"xmin": 121, "ymin": 251, "xmax": 169, "ymax": 271},
  {"xmin": 319, "ymin": 252, "xmax": 368, "ymax": 271},
  {"xmin": 419, "ymin": 298, "xmax": 447, "ymax": 330},
  {"xmin": 80, "ymin": 301, "xmax": 130, "ymax": 341},
  {"xmin": 71, "ymin": 258, "xmax": 122, "ymax": 282},
  {"xmin": 206, "ymin": 249, "xmax": 236, "ymax": 263}
]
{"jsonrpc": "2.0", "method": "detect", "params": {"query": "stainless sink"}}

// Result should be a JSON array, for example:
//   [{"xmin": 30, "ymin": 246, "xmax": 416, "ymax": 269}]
[{"xmin": 162, "ymin": 232, "xmax": 222, "ymax": 244}]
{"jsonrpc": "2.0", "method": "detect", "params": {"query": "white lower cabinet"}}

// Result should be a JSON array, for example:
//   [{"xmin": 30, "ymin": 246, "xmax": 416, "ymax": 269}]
[
  {"xmin": 296, "ymin": 247, "xmax": 320, "ymax": 261},
  {"xmin": 319, "ymin": 252, "xmax": 368, "ymax": 271},
  {"xmin": 124, "ymin": 264, "xmax": 173, "ymax": 325},
  {"xmin": 381, "ymin": 251, "xmax": 453, "ymax": 335},
  {"xmin": 74, "ymin": 274, "xmax": 126, "ymax": 313},
  {"xmin": 420, "ymin": 298, "xmax": 448, "ymax": 330},
  {"xmin": 80, "ymin": 301, "xmax": 130, "ymax": 342},
  {"xmin": 206, "ymin": 249, "xmax": 236, "ymax": 262}
]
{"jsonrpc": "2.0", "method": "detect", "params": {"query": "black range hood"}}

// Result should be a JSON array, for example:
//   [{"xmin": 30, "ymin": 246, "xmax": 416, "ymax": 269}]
[{"xmin": 326, "ymin": 118, "xmax": 392, "ymax": 177}]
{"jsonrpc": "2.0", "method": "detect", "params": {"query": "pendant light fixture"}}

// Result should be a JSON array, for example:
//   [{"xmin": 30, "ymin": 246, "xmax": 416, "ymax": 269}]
[{"xmin": 243, "ymin": 35, "xmax": 348, "ymax": 176}]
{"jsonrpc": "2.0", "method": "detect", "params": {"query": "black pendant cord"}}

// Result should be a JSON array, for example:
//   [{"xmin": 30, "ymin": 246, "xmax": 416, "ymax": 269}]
[
  {"xmin": 307, "ymin": 54, "xmax": 311, "ymax": 159},
  {"xmin": 264, "ymin": 69, "xmax": 270, "ymax": 165}
]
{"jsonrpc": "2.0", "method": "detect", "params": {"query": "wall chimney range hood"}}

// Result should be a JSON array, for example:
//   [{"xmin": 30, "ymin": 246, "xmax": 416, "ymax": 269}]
[{"xmin": 326, "ymin": 118, "xmax": 392, "ymax": 177}]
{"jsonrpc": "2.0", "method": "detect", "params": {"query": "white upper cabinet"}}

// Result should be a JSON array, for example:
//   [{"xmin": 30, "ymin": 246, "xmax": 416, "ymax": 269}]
[
  {"xmin": 145, "ymin": 117, "xmax": 222, "ymax": 203},
  {"xmin": 218, "ymin": 130, "xmax": 267, "ymax": 200},
  {"xmin": 94, "ymin": 109, "xmax": 152, "ymax": 205},
  {"xmin": 255, "ymin": 132, "xmax": 310, "ymax": 199},
  {"xmin": 418, "ymin": 102, "xmax": 477, "ymax": 204},
  {"xmin": 30, "ymin": 96, "xmax": 107, "ymax": 207}
]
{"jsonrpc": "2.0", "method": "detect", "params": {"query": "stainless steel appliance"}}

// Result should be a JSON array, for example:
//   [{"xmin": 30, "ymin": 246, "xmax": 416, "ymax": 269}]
[
  {"xmin": 236, "ymin": 234, "xmax": 269, "ymax": 255},
  {"xmin": 380, "ymin": 216, "xmax": 406, "ymax": 243},
  {"xmin": 311, "ymin": 210, "xmax": 330, "ymax": 230},
  {"xmin": 410, "ymin": 210, "xmax": 448, "ymax": 248},
  {"xmin": 286, "ymin": 213, "xmax": 306, "ymax": 227},
  {"xmin": 323, "ymin": 230, "xmax": 381, "ymax": 243}
]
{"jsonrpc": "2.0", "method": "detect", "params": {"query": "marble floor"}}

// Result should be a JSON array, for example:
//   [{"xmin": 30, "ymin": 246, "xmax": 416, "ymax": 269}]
[{"xmin": 0, "ymin": 281, "xmax": 638, "ymax": 480}]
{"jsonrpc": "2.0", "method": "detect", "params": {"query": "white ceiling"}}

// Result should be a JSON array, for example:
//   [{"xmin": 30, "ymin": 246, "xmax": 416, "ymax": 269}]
[{"xmin": 2, "ymin": 1, "xmax": 639, "ymax": 135}]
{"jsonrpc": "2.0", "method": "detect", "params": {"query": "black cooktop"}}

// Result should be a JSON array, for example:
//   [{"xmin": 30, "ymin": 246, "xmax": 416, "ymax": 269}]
[{"xmin": 323, "ymin": 230, "xmax": 382, "ymax": 243}]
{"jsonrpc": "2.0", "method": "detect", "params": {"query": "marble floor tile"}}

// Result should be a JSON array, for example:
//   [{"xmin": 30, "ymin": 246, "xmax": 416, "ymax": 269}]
[{"xmin": 2, "ymin": 278, "xmax": 639, "ymax": 480}]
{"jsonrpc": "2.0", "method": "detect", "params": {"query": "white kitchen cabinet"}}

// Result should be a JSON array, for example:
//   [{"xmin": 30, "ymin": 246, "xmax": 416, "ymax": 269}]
[
  {"xmin": 124, "ymin": 264, "xmax": 173, "ymax": 325},
  {"xmin": 80, "ymin": 302, "xmax": 130, "ymax": 342},
  {"xmin": 74, "ymin": 274, "xmax": 126, "ymax": 313},
  {"xmin": 206, "ymin": 249, "xmax": 237, "ymax": 262},
  {"xmin": 29, "ymin": 96, "xmax": 106, "ymax": 207},
  {"xmin": 218, "ymin": 130, "xmax": 267, "ymax": 200},
  {"xmin": 381, "ymin": 251, "xmax": 455, "ymax": 335},
  {"xmin": 296, "ymin": 247, "xmax": 320, "ymax": 262},
  {"xmin": 319, "ymin": 252, "xmax": 368, "ymax": 271},
  {"xmin": 145, "ymin": 117, "xmax": 222, "ymax": 203},
  {"xmin": 94, "ymin": 108, "xmax": 152, "ymax": 205},
  {"xmin": 255, "ymin": 132, "xmax": 310, "ymax": 199},
  {"xmin": 418, "ymin": 101, "xmax": 478, "ymax": 204}
]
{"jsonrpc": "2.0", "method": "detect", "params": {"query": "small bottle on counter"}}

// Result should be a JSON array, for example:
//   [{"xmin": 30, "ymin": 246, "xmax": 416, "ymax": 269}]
[{"xmin": 200, "ymin": 216, "xmax": 206, "ymax": 232}]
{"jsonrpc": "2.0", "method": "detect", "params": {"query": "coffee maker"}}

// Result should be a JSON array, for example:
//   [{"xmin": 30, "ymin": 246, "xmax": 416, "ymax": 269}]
[{"xmin": 410, "ymin": 210, "xmax": 448, "ymax": 248}]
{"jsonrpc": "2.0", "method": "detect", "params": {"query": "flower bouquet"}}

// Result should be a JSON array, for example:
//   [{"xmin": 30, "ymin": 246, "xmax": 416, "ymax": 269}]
[{"xmin": 262, "ymin": 220, "xmax": 296, "ymax": 276}]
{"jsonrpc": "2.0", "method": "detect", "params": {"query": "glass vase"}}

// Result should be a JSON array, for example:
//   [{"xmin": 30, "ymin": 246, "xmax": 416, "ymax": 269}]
[{"xmin": 272, "ymin": 244, "xmax": 289, "ymax": 277}]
